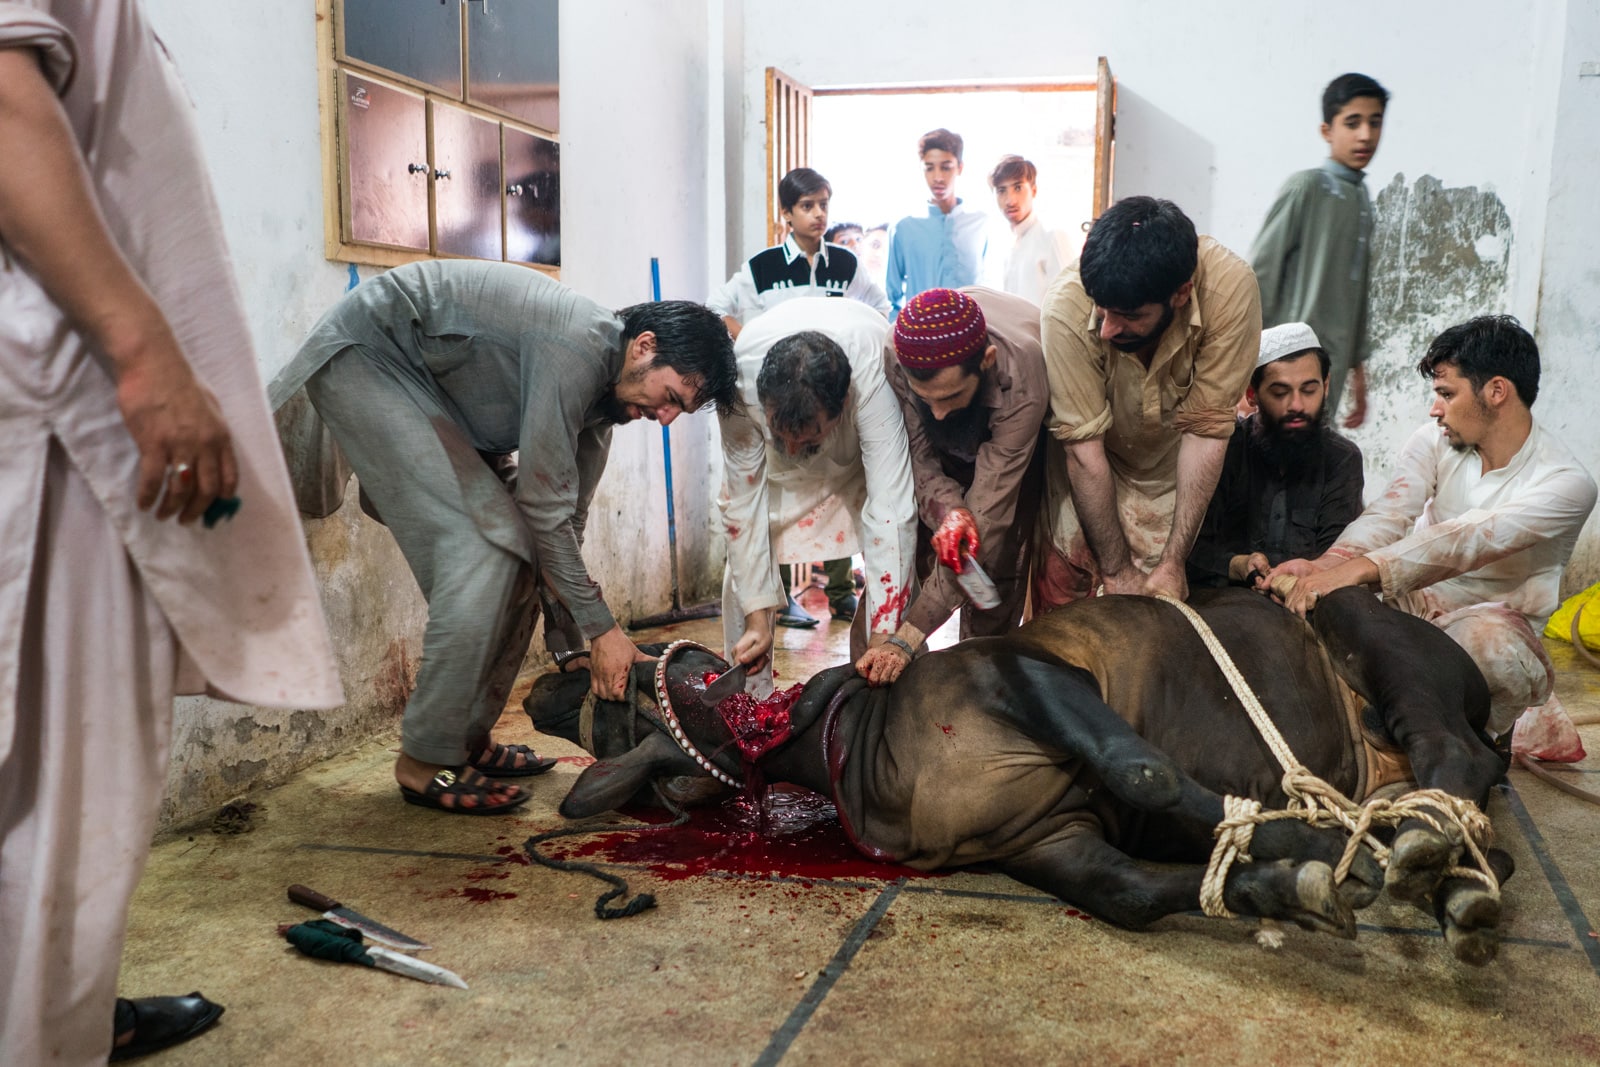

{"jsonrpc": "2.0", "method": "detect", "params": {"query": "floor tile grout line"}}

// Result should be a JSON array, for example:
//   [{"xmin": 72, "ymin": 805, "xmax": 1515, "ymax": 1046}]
[
  {"xmin": 1497, "ymin": 780, "xmax": 1600, "ymax": 979},
  {"xmin": 751, "ymin": 878, "xmax": 905, "ymax": 1067}
]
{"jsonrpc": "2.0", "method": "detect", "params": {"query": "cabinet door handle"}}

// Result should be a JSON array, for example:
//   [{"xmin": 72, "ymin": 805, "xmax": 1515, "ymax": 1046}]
[
  {"xmin": 434, "ymin": 168, "xmax": 451, "ymax": 180},
  {"xmin": 407, "ymin": 163, "xmax": 428, "ymax": 174},
  {"xmin": 506, "ymin": 184, "xmax": 523, "ymax": 196}
]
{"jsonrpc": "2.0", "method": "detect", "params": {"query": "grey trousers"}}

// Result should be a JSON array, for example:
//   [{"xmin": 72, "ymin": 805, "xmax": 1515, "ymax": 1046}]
[{"xmin": 308, "ymin": 347, "xmax": 576, "ymax": 765}]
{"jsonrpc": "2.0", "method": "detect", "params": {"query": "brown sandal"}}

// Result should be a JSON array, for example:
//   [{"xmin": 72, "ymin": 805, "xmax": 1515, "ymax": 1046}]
[
  {"xmin": 469, "ymin": 742, "xmax": 557, "ymax": 778},
  {"xmin": 399, "ymin": 768, "xmax": 530, "ymax": 815}
]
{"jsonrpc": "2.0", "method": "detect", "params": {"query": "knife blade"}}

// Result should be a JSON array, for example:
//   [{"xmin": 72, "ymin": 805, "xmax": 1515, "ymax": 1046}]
[
  {"xmin": 287, "ymin": 884, "xmax": 431, "ymax": 951},
  {"xmin": 366, "ymin": 945, "xmax": 469, "ymax": 989},
  {"xmin": 700, "ymin": 663, "xmax": 749, "ymax": 707}
]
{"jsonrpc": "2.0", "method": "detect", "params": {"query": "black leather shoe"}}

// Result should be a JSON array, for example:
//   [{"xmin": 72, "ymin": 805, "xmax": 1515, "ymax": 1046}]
[
  {"xmin": 830, "ymin": 593, "xmax": 858, "ymax": 621},
  {"xmin": 110, "ymin": 992, "xmax": 225, "ymax": 1061}
]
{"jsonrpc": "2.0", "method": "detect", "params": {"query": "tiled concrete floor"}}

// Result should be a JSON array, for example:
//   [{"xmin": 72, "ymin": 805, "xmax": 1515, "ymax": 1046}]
[{"xmin": 121, "ymin": 596, "xmax": 1600, "ymax": 1066}]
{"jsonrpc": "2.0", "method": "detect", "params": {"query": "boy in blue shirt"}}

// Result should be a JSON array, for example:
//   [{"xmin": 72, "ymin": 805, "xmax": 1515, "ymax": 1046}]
[{"xmin": 885, "ymin": 129, "xmax": 989, "ymax": 312}]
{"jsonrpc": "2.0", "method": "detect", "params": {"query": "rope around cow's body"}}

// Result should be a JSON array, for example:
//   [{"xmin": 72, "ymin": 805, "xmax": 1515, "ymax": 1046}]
[{"xmin": 1152, "ymin": 593, "xmax": 1500, "ymax": 921}]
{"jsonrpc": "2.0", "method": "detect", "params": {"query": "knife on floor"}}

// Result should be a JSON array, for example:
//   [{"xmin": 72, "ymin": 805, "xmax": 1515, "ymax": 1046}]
[{"xmin": 287, "ymin": 884, "xmax": 431, "ymax": 951}]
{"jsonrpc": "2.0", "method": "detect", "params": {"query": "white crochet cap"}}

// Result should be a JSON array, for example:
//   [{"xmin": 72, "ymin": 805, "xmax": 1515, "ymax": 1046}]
[{"xmin": 1256, "ymin": 322, "xmax": 1322, "ymax": 369}]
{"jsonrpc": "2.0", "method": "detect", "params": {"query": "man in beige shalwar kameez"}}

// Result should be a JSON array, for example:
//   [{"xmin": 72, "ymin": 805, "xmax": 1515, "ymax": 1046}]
[{"xmin": 0, "ymin": 2, "xmax": 342, "ymax": 1063}]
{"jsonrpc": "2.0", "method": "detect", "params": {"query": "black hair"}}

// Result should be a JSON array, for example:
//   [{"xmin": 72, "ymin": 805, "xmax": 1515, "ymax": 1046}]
[
  {"xmin": 903, "ymin": 343, "xmax": 989, "ymax": 382},
  {"xmin": 825, "ymin": 222, "xmax": 863, "ymax": 243},
  {"xmin": 1078, "ymin": 196, "xmax": 1198, "ymax": 310},
  {"xmin": 755, "ymin": 330, "xmax": 852, "ymax": 436},
  {"xmin": 989, "ymin": 155, "xmax": 1037, "ymax": 189},
  {"xmin": 918, "ymin": 128, "xmax": 964, "ymax": 163},
  {"xmin": 1417, "ymin": 315, "xmax": 1540, "ymax": 407},
  {"xmin": 779, "ymin": 167, "xmax": 831, "ymax": 211},
  {"xmin": 1250, "ymin": 347, "xmax": 1331, "ymax": 392},
  {"xmin": 617, "ymin": 301, "xmax": 739, "ymax": 414},
  {"xmin": 1322, "ymin": 73, "xmax": 1389, "ymax": 124}
]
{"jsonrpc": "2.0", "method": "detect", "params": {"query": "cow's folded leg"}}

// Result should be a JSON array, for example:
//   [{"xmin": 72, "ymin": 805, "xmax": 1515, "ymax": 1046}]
[
  {"xmin": 1001, "ymin": 833, "xmax": 1355, "ymax": 938},
  {"xmin": 1432, "ymin": 847, "xmax": 1513, "ymax": 967}
]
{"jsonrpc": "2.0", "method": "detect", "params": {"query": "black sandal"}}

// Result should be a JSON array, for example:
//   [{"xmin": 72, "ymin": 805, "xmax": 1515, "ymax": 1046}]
[
  {"xmin": 400, "ymin": 768, "xmax": 530, "ymax": 815},
  {"xmin": 470, "ymin": 742, "xmax": 557, "ymax": 778}
]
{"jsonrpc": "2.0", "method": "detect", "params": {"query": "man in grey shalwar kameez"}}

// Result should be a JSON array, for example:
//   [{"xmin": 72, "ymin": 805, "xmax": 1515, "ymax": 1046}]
[{"xmin": 274, "ymin": 260, "xmax": 736, "ymax": 813}]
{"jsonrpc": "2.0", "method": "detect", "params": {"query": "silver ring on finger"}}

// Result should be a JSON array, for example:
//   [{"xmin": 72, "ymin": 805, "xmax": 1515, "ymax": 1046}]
[{"xmin": 166, "ymin": 462, "xmax": 195, "ymax": 486}]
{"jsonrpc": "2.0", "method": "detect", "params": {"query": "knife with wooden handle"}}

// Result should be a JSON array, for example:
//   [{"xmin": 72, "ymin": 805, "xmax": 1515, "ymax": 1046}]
[{"xmin": 287, "ymin": 884, "xmax": 431, "ymax": 951}]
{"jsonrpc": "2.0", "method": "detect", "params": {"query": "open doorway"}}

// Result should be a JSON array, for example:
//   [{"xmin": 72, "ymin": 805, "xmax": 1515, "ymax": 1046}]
[{"xmin": 763, "ymin": 61, "xmax": 1115, "ymax": 292}]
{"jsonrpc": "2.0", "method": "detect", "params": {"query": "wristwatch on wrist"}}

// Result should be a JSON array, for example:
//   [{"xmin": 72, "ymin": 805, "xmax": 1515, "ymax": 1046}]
[{"xmin": 884, "ymin": 635, "xmax": 917, "ymax": 659}]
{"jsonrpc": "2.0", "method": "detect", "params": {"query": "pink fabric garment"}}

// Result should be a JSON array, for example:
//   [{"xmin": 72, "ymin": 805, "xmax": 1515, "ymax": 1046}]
[
  {"xmin": 0, "ymin": 1, "xmax": 343, "ymax": 765},
  {"xmin": 0, "ymin": 444, "xmax": 178, "ymax": 1066}
]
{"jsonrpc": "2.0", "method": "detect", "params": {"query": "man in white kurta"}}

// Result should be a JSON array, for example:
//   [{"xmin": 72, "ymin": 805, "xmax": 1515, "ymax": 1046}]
[
  {"xmin": 0, "ymin": 2, "xmax": 343, "ymax": 1063},
  {"xmin": 1271, "ymin": 316, "xmax": 1596, "ymax": 736},
  {"xmin": 718, "ymin": 299, "xmax": 917, "ymax": 696}
]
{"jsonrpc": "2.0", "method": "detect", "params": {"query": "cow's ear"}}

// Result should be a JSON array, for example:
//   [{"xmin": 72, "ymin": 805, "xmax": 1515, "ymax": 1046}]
[{"xmin": 558, "ymin": 731, "xmax": 699, "ymax": 818}]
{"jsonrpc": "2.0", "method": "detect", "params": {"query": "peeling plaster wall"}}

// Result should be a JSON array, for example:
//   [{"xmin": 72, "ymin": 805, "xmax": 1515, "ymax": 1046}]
[
  {"xmin": 142, "ymin": 0, "xmax": 723, "ymax": 828},
  {"xmin": 734, "ymin": 0, "xmax": 1596, "ymax": 586}
]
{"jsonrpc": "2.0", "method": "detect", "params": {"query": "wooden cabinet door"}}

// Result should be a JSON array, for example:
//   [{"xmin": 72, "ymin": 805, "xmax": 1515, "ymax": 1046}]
[
  {"xmin": 503, "ymin": 127, "xmax": 560, "ymax": 266},
  {"xmin": 339, "ymin": 0, "xmax": 463, "ymax": 95},
  {"xmin": 465, "ymin": 0, "xmax": 559, "ymax": 131},
  {"xmin": 430, "ymin": 100, "xmax": 504, "ymax": 260},
  {"xmin": 338, "ymin": 71, "xmax": 429, "ymax": 251}
]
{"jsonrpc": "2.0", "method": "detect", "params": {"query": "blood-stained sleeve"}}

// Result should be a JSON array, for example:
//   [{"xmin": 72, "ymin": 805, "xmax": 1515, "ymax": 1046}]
[
  {"xmin": 852, "ymin": 349, "xmax": 918, "ymax": 635},
  {"xmin": 1173, "ymin": 246, "xmax": 1262, "ymax": 439},
  {"xmin": 1324, "ymin": 423, "xmax": 1437, "ymax": 564},
  {"xmin": 1041, "ymin": 275, "xmax": 1113, "ymax": 443},
  {"xmin": 514, "ymin": 363, "xmax": 616, "ymax": 640},
  {"xmin": 1362, "ymin": 463, "xmax": 1598, "ymax": 601},
  {"xmin": 718, "ymin": 401, "xmax": 786, "ymax": 614}
]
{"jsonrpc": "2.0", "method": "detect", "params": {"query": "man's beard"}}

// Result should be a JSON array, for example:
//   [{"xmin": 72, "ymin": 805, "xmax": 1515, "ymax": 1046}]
[
  {"xmin": 920, "ymin": 399, "xmax": 989, "ymax": 462},
  {"xmin": 1252, "ymin": 406, "xmax": 1325, "ymax": 469},
  {"xmin": 1106, "ymin": 303, "xmax": 1175, "ymax": 353},
  {"xmin": 597, "ymin": 389, "xmax": 633, "ymax": 425}
]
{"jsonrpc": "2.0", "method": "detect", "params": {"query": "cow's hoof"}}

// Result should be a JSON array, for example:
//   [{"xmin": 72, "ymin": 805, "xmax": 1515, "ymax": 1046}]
[
  {"xmin": 1439, "ymin": 882, "xmax": 1501, "ymax": 966},
  {"xmin": 1386, "ymin": 825, "xmax": 1456, "ymax": 903},
  {"xmin": 1291, "ymin": 861, "xmax": 1358, "ymax": 940}
]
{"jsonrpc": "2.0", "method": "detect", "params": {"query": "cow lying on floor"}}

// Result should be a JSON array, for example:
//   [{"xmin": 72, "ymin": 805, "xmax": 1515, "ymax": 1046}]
[{"xmin": 524, "ymin": 588, "xmax": 1513, "ymax": 965}]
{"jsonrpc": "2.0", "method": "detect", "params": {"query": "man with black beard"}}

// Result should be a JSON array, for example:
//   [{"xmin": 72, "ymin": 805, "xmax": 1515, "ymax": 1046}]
[
  {"xmin": 1037, "ymin": 197, "xmax": 1261, "ymax": 607},
  {"xmin": 276, "ymin": 260, "xmax": 736, "ymax": 813},
  {"xmin": 857, "ymin": 288, "xmax": 1048, "ymax": 685},
  {"xmin": 1187, "ymin": 323, "xmax": 1364, "ymax": 589}
]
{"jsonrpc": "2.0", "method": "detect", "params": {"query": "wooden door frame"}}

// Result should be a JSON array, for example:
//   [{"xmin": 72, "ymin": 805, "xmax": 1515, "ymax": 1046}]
[{"xmin": 764, "ymin": 61, "xmax": 1117, "ymax": 246}]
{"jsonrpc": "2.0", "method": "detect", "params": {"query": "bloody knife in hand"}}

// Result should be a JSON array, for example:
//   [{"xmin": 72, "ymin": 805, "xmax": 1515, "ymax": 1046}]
[{"xmin": 286, "ymin": 884, "xmax": 431, "ymax": 951}]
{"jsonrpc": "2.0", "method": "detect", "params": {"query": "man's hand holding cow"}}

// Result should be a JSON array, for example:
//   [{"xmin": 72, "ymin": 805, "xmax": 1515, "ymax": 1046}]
[
  {"xmin": 931, "ymin": 508, "xmax": 980, "ymax": 572},
  {"xmin": 855, "ymin": 624, "xmax": 925, "ymax": 687},
  {"xmin": 589, "ymin": 624, "xmax": 651, "ymax": 701},
  {"xmin": 1271, "ymin": 556, "xmax": 1379, "ymax": 618},
  {"xmin": 731, "ymin": 608, "xmax": 776, "ymax": 676},
  {"xmin": 1142, "ymin": 558, "xmax": 1189, "ymax": 601}
]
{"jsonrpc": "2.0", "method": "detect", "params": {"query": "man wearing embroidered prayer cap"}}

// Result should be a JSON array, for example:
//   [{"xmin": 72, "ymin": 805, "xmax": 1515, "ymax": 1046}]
[
  {"xmin": 1186, "ymin": 321, "xmax": 1365, "ymax": 590},
  {"xmin": 857, "ymin": 288, "xmax": 1049, "ymax": 685}
]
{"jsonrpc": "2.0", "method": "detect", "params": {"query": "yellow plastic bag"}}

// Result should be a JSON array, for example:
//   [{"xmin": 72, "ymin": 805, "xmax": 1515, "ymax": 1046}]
[{"xmin": 1545, "ymin": 581, "xmax": 1600, "ymax": 652}]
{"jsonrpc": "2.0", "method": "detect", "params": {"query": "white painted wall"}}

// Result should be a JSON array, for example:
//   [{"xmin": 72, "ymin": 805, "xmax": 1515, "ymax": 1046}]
[
  {"xmin": 141, "ymin": 0, "xmax": 725, "ymax": 825},
  {"xmin": 734, "ymin": 0, "xmax": 1598, "ymax": 590}
]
